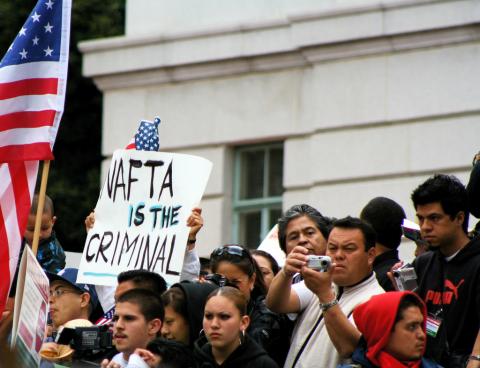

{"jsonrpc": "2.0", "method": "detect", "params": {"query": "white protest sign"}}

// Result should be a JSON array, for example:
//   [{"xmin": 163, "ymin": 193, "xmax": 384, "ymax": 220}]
[
  {"xmin": 257, "ymin": 225, "xmax": 286, "ymax": 267},
  {"xmin": 77, "ymin": 149, "xmax": 212, "ymax": 286},
  {"xmin": 11, "ymin": 246, "xmax": 49, "ymax": 367}
]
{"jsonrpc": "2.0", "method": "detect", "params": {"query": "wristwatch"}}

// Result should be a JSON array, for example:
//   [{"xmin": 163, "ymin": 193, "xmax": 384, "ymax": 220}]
[{"xmin": 319, "ymin": 299, "xmax": 338, "ymax": 312}]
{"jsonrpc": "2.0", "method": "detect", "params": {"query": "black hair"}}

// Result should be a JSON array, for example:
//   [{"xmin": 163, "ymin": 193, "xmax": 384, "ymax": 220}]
[
  {"xmin": 30, "ymin": 193, "xmax": 54, "ymax": 216},
  {"xmin": 117, "ymin": 269, "xmax": 167, "ymax": 296},
  {"xmin": 411, "ymin": 174, "xmax": 469, "ymax": 233},
  {"xmin": 278, "ymin": 204, "xmax": 334, "ymax": 253},
  {"xmin": 210, "ymin": 245, "xmax": 267, "ymax": 297},
  {"xmin": 199, "ymin": 257, "xmax": 211, "ymax": 277},
  {"xmin": 332, "ymin": 216, "xmax": 376, "ymax": 251},
  {"xmin": 161, "ymin": 287, "xmax": 188, "ymax": 321},
  {"xmin": 360, "ymin": 197, "xmax": 406, "ymax": 250},
  {"xmin": 146, "ymin": 338, "xmax": 197, "ymax": 368},
  {"xmin": 250, "ymin": 250, "xmax": 280, "ymax": 275},
  {"xmin": 117, "ymin": 288, "xmax": 165, "ymax": 323},
  {"xmin": 393, "ymin": 293, "xmax": 425, "ymax": 328}
]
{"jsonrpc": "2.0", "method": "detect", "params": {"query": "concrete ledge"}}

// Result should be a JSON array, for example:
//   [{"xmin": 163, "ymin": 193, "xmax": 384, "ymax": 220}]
[{"xmin": 80, "ymin": 0, "xmax": 480, "ymax": 87}]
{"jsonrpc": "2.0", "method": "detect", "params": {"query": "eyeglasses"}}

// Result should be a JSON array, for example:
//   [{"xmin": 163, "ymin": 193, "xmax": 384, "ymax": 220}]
[
  {"xmin": 49, "ymin": 288, "xmax": 82, "ymax": 299},
  {"xmin": 211, "ymin": 245, "xmax": 252, "ymax": 261}
]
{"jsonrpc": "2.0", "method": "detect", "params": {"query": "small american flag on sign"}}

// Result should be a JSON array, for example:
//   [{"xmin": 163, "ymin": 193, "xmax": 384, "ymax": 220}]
[{"xmin": 125, "ymin": 117, "xmax": 161, "ymax": 151}]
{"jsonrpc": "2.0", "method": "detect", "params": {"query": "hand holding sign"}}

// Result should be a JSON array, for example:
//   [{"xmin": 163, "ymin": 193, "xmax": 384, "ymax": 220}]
[{"xmin": 186, "ymin": 207, "xmax": 203, "ymax": 249}]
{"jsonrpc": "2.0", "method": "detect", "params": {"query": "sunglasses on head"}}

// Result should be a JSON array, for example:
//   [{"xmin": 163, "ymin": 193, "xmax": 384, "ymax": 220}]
[{"xmin": 211, "ymin": 245, "xmax": 252, "ymax": 261}]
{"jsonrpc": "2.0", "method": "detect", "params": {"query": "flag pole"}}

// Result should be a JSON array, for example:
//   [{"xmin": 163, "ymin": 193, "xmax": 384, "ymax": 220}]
[{"xmin": 31, "ymin": 160, "xmax": 51, "ymax": 256}]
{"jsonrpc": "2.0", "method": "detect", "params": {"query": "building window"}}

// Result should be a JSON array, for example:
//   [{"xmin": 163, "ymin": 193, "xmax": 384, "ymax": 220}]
[{"xmin": 233, "ymin": 143, "xmax": 283, "ymax": 248}]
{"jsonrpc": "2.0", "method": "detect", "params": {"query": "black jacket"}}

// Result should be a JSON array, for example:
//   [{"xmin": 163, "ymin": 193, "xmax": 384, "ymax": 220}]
[
  {"xmin": 247, "ymin": 293, "xmax": 291, "ymax": 366},
  {"xmin": 194, "ymin": 334, "xmax": 278, "ymax": 368},
  {"xmin": 373, "ymin": 249, "xmax": 399, "ymax": 291},
  {"xmin": 413, "ymin": 237, "xmax": 480, "ymax": 367}
]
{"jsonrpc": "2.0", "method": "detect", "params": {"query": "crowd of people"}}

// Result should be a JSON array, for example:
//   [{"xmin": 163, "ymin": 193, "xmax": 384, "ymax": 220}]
[{"xmin": 0, "ymin": 153, "xmax": 479, "ymax": 368}]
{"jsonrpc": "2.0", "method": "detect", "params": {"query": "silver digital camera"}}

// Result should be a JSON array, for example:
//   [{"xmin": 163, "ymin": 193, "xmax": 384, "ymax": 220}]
[
  {"xmin": 307, "ymin": 255, "xmax": 331, "ymax": 272},
  {"xmin": 392, "ymin": 263, "xmax": 418, "ymax": 291}
]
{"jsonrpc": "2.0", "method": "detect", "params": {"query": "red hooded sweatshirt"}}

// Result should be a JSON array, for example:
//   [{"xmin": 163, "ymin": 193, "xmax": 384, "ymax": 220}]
[{"xmin": 353, "ymin": 291, "xmax": 427, "ymax": 368}]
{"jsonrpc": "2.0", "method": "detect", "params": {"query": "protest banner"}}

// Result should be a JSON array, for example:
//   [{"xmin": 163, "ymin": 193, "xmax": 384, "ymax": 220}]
[
  {"xmin": 257, "ymin": 224, "xmax": 286, "ymax": 267},
  {"xmin": 77, "ymin": 149, "xmax": 212, "ymax": 286},
  {"xmin": 11, "ymin": 246, "xmax": 50, "ymax": 368}
]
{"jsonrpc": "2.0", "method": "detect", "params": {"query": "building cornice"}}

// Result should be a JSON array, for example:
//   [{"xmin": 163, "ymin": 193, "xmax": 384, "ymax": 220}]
[{"xmin": 79, "ymin": 0, "xmax": 480, "ymax": 90}]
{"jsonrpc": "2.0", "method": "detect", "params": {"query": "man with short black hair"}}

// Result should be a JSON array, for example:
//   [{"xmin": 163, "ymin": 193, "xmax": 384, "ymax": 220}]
[
  {"xmin": 102, "ymin": 289, "xmax": 164, "ymax": 368},
  {"xmin": 115, "ymin": 269, "xmax": 167, "ymax": 301},
  {"xmin": 267, "ymin": 216, "xmax": 384, "ymax": 367},
  {"xmin": 411, "ymin": 174, "xmax": 480, "ymax": 368},
  {"xmin": 360, "ymin": 196, "xmax": 406, "ymax": 291}
]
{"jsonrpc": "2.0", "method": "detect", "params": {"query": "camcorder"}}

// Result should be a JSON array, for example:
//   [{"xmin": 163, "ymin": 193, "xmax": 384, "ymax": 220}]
[
  {"xmin": 392, "ymin": 263, "xmax": 418, "ymax": 291},
  {"xmin": 55, "ymin": 325, "xmax": 113, "ymax": 357},
  {"xmin": 306, "ymin": 255, "xmax": 331, "ymax": 272}
]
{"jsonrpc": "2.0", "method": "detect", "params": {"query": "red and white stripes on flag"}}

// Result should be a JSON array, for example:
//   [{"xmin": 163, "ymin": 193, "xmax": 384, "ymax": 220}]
[
  {"xmin": 0, "ymin": 0, "xmax": 71, "ymax": 314},
  {"xmin": 0, "ymin": 161, "xmax": 38, "ymax": 311}
]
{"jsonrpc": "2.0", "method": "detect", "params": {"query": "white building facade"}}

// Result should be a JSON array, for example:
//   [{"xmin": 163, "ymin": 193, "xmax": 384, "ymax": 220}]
[{"xmin": 80, "ymin": 0, "xmax": 480, "ymax": 257}]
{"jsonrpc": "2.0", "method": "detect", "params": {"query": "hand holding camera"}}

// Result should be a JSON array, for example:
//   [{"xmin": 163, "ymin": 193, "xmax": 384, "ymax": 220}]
[
  {"xmin": 282, "ymin": 245, "xmax": 310, "ymax": 277},
  {"xmin": 392, "ymin": 263, "xmax": 418, "ymax": 291},
  {"xmin": 302, "ymin": 255, "xmax": 335, "ymax": 302}
]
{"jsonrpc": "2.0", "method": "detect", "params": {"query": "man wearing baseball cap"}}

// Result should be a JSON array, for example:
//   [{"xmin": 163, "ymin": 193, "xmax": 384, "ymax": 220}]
[{"xmin": 46, "ymin": 268, "xmax": 99, "ymax": 329}]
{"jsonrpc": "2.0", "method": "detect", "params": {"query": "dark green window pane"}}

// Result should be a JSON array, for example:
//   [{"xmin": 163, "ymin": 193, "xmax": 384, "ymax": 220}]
[
  {"xmin": 268, "ymin": 147, "xmax": 283, "ymax": 196},
  {"xmin": 239, "ymin": 211, "xmax": 261, "ymax": 248},
  {"xmin": 239, "ymin": 150, "xmax": 264, "ymax": 199},
  {"xmin": 269, "ymin": 208, "xmax": 282, "ymax": 229}
]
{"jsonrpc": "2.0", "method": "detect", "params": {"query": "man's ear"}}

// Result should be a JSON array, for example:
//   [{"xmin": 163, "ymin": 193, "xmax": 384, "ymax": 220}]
[
  {"xmin": 148, "ymin": 318, "xmax": 162, "ymax": 336},
  {"xmin": 80, "ymin": 293, "xmax": 91, "ymax": 309},
  {"xmin": 51, "ymin": 216, "xmax": 57, "ymax": 226},
  {"xmin": 367, "ymin": 247, "xmax": 376, "ymax": 266},
  {"xmin": 454, "ymin": 211, "xmax": 465, "ymax": 229}
]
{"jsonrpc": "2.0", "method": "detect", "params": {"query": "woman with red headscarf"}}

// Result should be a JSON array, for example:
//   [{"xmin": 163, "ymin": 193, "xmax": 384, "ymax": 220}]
[{"xmin": 338, "ymin": 291, "xmax": 442, "ymax": 368}]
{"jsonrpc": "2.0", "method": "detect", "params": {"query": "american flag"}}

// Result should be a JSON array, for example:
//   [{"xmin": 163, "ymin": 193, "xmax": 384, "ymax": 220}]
[
  {"xmin": 0, "ymin": 0, "xmax": 71, "ymax": 315},
  {"xmin": 95, "ymin": 305, "xmax": 115, "ymax": 327},
  {"xmin": 125, "ymin": 117, "xmax": 161, "ymax": 150}
]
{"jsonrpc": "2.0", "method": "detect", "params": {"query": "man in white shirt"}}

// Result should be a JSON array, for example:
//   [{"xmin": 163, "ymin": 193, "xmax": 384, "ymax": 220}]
[{"xmin": 267, "ymin": 216, "xmax": 384, "ymax": 368}]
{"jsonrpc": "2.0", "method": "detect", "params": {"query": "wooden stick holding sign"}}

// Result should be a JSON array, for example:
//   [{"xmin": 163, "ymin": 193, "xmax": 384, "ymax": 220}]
[{"xmin": 31, "ymin": 160, "xmax": 51, "ymax": 256}]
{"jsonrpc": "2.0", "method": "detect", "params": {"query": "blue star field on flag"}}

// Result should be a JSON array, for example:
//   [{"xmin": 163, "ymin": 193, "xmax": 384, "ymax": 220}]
[
  {"xmin": 134, "ymin": 117, "xmax": 161, "ymax": 151},
  {"xmin": 1, "ymin": 0, "xmax": 62, "ymax": 67}
]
